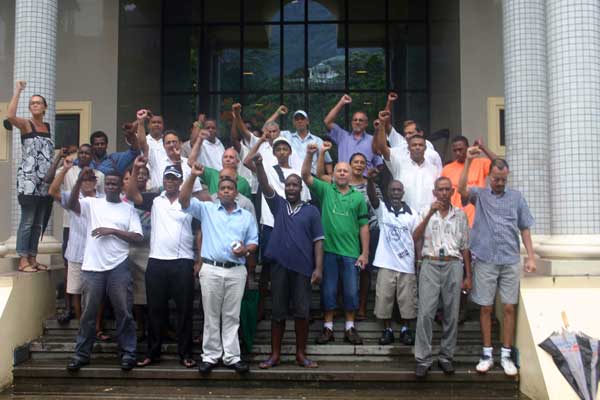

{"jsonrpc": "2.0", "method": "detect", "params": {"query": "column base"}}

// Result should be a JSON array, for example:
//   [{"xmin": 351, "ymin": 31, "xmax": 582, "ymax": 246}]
[
  {"xmin": 1, "ymin": 235, "xmax": 63, "ymax": 256},
  {"xmin": 528, "ymin": 235, "xmax": 600, "ymax": 276}
]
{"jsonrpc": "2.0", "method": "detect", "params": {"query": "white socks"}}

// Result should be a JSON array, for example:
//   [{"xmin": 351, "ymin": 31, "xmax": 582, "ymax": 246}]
[
  {"xmin": 345, "ymin": 321, "xmax": 355, "ymax": 331},
  {"xmin": 501, "ymin": 347, "xmax": 511, "ymax": 359},
  {"xmin": 323, "ymin": 321, "xmax": 333, "ymax": 330},
  {"xmin": 483, "ymin": 346, "xmax": 493, "ymax": 358}
]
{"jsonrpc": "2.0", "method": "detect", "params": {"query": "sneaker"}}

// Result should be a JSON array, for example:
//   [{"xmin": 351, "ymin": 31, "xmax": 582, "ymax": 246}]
[
  {"xmin": 415, "ymin": 363, "xmax": 430, "ymax": 378},
  {"xmin": 378, "ymin": 329, "xmax": 394, "ymax": 345},
  {"xmin": 315, "ymin": 327, "xmax": 334, "ymax": 344},
  {"xmin": 344, "ymin": 327, "xmax": 363, "ymax": 345},
  {"xmin": 475, "ymin": 355, "xmax": 494, "ymax": 374},
  {"xmin": 399, "ymin": 328, "xmax": 415, "ymax": 345},
  {"xmin": 501, "ymin": 357, "xmax": 518, "ymax": 376}
]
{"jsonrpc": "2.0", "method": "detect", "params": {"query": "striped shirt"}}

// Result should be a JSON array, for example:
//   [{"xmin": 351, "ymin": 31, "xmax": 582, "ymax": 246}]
[{"xmin": 467, "ymin": 187, "xmax": 534, "ymax": 265}]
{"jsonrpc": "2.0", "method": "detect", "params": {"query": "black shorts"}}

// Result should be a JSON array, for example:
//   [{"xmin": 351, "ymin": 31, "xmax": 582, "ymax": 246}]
[{"xmin": 270, "ymin": 262, "xmax": 312, "ymax": 321}]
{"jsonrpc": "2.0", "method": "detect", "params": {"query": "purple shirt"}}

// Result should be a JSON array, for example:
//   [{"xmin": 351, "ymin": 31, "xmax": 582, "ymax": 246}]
[{"xmin": 327, "ymin": 123, "xmax": 383, "ymax": 170}]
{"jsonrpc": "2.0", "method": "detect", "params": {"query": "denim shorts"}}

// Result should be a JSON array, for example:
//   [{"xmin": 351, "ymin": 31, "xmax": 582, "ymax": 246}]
[{"xmin": 321, "ymin": 252, "xmax": 360, "ymax": 311}]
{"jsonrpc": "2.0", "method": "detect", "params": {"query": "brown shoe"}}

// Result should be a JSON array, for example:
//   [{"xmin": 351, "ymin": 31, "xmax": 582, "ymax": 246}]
[
  {"xmin": 344, "ymin": 327, "xmax": 363, "ymax": 345},
  {"xmin": 315, "ymin": 327, "xmax": 334, "ymax": 344}
]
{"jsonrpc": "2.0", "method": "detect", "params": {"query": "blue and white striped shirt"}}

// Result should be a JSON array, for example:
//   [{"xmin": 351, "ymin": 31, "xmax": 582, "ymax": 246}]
[{"xmin": 468, "ymin": 187, "xmax": 534, "ymax": 265}]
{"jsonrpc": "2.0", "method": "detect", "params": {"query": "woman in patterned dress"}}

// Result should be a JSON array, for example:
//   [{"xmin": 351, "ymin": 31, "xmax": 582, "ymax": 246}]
[{"xmin": 7, "ymin": 80, "xmax": 55, "ymax": 272}]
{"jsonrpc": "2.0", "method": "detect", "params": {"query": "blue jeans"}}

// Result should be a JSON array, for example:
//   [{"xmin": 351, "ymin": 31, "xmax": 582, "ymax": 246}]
[
  {"xmin": 73, "ymin": 259, "xmax": 136, "ymax": 363},
  {"xmin": 16, "ymin": 196, "xmax": 50, "ymax": 257},
  {"xmin": 321, "ymin": 252, "xmax": 360, "ymax": 312}
]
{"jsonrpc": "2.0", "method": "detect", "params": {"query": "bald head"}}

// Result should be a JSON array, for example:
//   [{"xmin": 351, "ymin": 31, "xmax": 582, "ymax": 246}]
[
  {"xmin": 219, "ymin": 167, "xmax": 238, "ymax": 183},
  {"xmin": 333, "ymin": 161, "xmax": 351, "ymax": 188},
  {"xmin": 222, "ymin": 147, "xmax": 240, "ymax": 168}
]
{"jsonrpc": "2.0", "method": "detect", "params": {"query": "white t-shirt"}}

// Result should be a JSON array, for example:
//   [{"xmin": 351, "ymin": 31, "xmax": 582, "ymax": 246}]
[
  {"xmin": 388, "ymin": 127, "xmax": 443, "ymax": 171},
  {"xmin": 247, "ymin": 135, "xmax": 303, "ymax": 171},
  {"xmin": 260, "ymin": 164, "xmax": 311, "ymax": 227},
  {"xmin": 80, "ymin": 197, "xmax": 143, "ymax": 272},
  {"xmin": 237, "ymin": 140, "xmax": 258, "ymax": 194},
  {"xmin": 147, "ymin": 152, "xmax": 202, "ymax": 193},
  {"xmin": 372, "ymin": 202, "xmax": 419, "ymax": 274},
  {"xmin": 60, "ymin": 191, "xmax": 105, "ymax": 263},
  {"xmin": 58, "ymin": 166, "xmax": 104, "ymax": 228},
  {"xmin": 385, "ymin": 147, "xmax": 440, "ymax": 212},
  {"xmin": 198, "ymin": 138, "xmax": 225, "ymax": 170},
  {"xmin": 148, "ymin": 192, "xmax": 195, "ymax": 260}
]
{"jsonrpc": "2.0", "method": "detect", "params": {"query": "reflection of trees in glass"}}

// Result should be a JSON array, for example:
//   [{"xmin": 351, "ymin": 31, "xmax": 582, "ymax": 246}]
[{"xmin": 349, "ymin": 50, "xmax": 385, "ymax": 90}]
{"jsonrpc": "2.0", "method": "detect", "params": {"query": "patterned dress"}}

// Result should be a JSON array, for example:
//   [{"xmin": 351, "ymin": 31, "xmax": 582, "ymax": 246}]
[{"xmin": 17, "ymin": 122, "xmax": 54, "ymax": 196}]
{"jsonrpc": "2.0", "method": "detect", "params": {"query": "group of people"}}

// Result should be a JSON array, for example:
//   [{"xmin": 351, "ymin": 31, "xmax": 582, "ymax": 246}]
[{"xmin": 8, "ymin": 81, "xmax": 537, "ymax": 378}]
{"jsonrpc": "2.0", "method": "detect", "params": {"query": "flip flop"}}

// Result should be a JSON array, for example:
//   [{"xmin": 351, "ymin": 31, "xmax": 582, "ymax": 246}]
[
  {"xmin": 297, "ymin": 358, "xmax": 318, "ymax": 368},
  {"xmin": 259, "ymin": 358, "xmax": 280, "ymax": 369},
  {"xmin": 96, "ymin": 330, "xmax": 112, "ymax": 342},
  {"xmin": 34, "ymin": 263, "xmax": 49, "ymax": 271},
  {"xmin": 18, "ymin": 264, "xmax": 38, "ymax": 273},
  {"xmin": 180, "ymin": 358, "xmax": 197, "ymax": 368},
  {"xmin": 136, "ymin": 357, "xmax": 155, "ymax": 368}
]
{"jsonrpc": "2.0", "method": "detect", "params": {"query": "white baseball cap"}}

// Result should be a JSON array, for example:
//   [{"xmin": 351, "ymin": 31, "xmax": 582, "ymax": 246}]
[{"xmin": 293, "ymin": 110, "xmax": 308, "ymax": 119}]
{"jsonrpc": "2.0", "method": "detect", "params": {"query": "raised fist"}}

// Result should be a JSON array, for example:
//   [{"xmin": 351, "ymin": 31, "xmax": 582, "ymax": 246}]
[
  {"xmin": 197, "ymin": 113, "xmax": 206, "ymax": 124},
  {"xmin": 232, "ymin": 103, "xmax": 242, "ymax": 116},
  {"xmin": 63, "ymin": 157, "xmax": 74, "ymax": 170},
  {"xmin": 373, "ymin": 119, "xmax": 381, "ymax": 130},
  {"xmin": 321, "ymin": 141, "xmax": 332, "ymax": 153},
  {"xmin": 306, "ymin": 143, "xmax": 319, "ymax": 154},
  {"xmin": 251, "ymin": 153, "xmax": 263, "ymax": 165},
  {"xmin": 198, "ymin": 129, "xmax": 210, "ymax": 140},
  {"xmin": 136, "ymin": 109, "xmax": 149, "ymax": 121},
  {"xmin": 134, "ymin": 155, "xmax": 147, "ymax": 169},
  {"xmin": 191, "ymin": 162, "xmax": 204, "ymax": 177},
  {"xmin": 466, "ymin": 146, "xmax": 481, "ymax": 159},
  {"xmin": 16, "ymin": 81, "xmax": 26, "ymax": 91},
  {"xmin": 378, "ymin": 110, "xmax": 391, "ymax": 123},
  {"xmin": 341, "ymin": 94, "xmax": 352, "ymax": 104},
  {"xmin": 388, "ymin": 92, "xmax": 398, "ymax": 102},
  {"xmin": 277, "ymin": 105, "xmax": 288, "ymax": 115},
  {"xmin": 367, "ymin": 168, "xmax": 379, "ymax": 180}
]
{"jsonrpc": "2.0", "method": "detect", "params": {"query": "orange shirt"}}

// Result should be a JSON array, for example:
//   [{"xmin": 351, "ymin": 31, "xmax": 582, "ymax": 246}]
[{"xmin": 442, "ymin": 158, "xmax": 491, "ymax": 226}]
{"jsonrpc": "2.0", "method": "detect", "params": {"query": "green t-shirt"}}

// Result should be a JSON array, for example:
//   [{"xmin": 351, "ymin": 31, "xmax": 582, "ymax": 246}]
[
  {"xmin": 309, "ymin": 177, "xmax": 368, "ymax": 258},
  {"xmin": 202, "ymin": 167, "xmax": 252, "ymax": 198}
]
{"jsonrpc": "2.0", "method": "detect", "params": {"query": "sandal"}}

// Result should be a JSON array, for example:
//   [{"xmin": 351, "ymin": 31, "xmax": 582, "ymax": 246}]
[
  {"xmin": 34, "ymin": 263, "xmax": 49, "ymax": 271},
  {"xmin": 136, "ymin": 357, "xmax": 155, "ymax": 368},
  {"xmin": 18, "ymin": 264, "xmax": 38, "ymax": 273},
  {"xmin": 180, "ymin": 358, "xmax": 197, "ymax": 368},
  {"xmin": 96, "ymin": 330, "xmax": 112, "ymax": 342},
  {"xmin": 259, "ymin": 358, "xmax": 280, "ymax": 369},
  {"xmin": 297, "ymin": 358, "xmax": 319, "ymax": 368}
]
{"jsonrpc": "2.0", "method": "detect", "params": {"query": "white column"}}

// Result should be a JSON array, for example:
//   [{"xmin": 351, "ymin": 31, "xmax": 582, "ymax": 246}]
[
  {"xmin": 502, "ymin": 0, "xmax": 550, "ymax": 235},
  {"xmin": 537, "ymin": 0, "xmax": 600, "ymax": 263},
  {"xmin": 6, "ymin": 0, "xmax": 60, "ymax": 254}
]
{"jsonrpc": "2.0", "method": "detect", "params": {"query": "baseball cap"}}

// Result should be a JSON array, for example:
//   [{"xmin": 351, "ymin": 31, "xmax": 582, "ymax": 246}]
[
  {"xmin": 272, "ymin": 136, "xmax": 292, "ymax": 149},
  {"xmin": 163, "ymin": 165, "xmax": 183, "ymax": 179},
  {"xmin": 293, "ymin": 110, "xmax": 308, "ymax": 119}
]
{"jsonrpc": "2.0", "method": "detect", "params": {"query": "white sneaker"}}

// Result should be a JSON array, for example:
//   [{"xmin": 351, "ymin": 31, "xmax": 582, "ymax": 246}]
[
  {"xmin": 501, "ymin": 357, "xmax": 518, "ymax": 376},
  {"xmin": 475, "ymin": 356, "xmax": 494, "ymax": 373}
]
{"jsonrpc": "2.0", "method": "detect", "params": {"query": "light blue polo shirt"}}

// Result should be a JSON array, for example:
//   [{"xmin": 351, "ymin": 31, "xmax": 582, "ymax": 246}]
[
  {"xmin": 280, "ymin": 130, "xmax": 332, "ymax": 174},
  {"xmin": 183, "ymin": 198, "xmax": 259, "ymax": 264}
]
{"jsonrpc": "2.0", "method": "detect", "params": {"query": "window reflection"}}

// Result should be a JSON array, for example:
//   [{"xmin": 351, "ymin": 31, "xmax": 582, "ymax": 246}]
[
  {"xmin": 284, "ymin": 25, "xmax": 305, "ymax": 90},
  {"xmin": 205, "ymin": 0, "xmax": 240, "ymax": 22},
  {"xmin": 162, "ymin": 95, "xmax": 197, "ymax": 140},
  {"xmin": 308, "ymin": 0, "xmax": 341, "ymax": 21},
  {"xmin": 308, "ymin": 24, "xmax": 345, "ymax": 90},
  {"xmin": 309, "ymin": 93, "xmax": 343, "ymax": 134},
  {"xmin": 205, "ymin": 26, "xmax": 241, "ymax": 92},
  {"xmin": 163, "ymin": 27, "xmax": 199, "ymax": 93},
  {"xmin": 243, "ymin": 94, "xmax": 281, "ymax": 130},
  {"xmin": 244, "ymin": 26, "xmax": 281, "ymax": 91},
  {"xmin": 348, "ymin": 24, "xmax": 385, "ymax": 91},
  {"xmin": 347, "ymin": 0, "xmax": 386, "ymax": 21}
]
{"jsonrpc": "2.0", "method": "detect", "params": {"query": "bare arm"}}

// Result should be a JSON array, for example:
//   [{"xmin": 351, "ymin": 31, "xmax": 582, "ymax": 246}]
[
  {"xmin": 232, "ymin": 104, "xmax": 254, "ymax": 144},
  {"xmin": 126, "ymin": 156, "xmax": 147, "ymax": 205},
  {"xmin": 412, "ymin": 207, "xmax": 436, "ymax": 242},
  {"xmin": 49, "ymin": 158, "xmax": 73, "ymax": 201},
  {"xmin": 7, "ymin": 81, "xmax": 30, "ymax": 133},
  {"xmin": 384, "ymin": 92, "xmax": 398, "ymax": 134},
  {"xmin": 316, "ymin": 143, "xmax": 332, "ymax": 183},
  {"xmin": 302, "ymin": 144, "xmax": 317, "ymax": 186},
  {"xmin": 373, "ymin": 111, "xmax": 391, "ymax": 160},
  {"xmin": 458, "ymin": 147, "xmax": 479, "ymax": 202},
  {"xmin": 366, "ymin": 169, "xmax": 380, "ymax": 209},
  {"xmin": 187, "ymin": 129, "xmax": 207, "ymax": 168},
  {"xmin": 324, "ymin": 95, "xmax": 351, "ymax": 130},
  {"xmin": 311, "ymin": 240, "xmax": 324, "ymax": 285},
  {"xmin": 265, "ymin": 105, "xmax": 287, "ymax": 124},
  {"xmin": 251, "ymin": 154, "xmax": 275, "ymax": 198},
  {"xmin": 179, "ymin": 163, "xmax": 203, "ymax": 210},
  {"xmin": 229, "ymin": 114, "xmax": 242, "ymax": 153},
  {"xmin": 521, "ymin": 228, "xmax": 537, "ymax": 273},
  {"xmin": 44, "ymin": 148, "xmax": 68, "ymax": 184},
  {"xmin": 135, "ymin": 114, "xmax": 149, "ymax": 156},
  {"xmin": 357, "ymin": 224, "xmax": 370, "ymax": 268},
  {"xmin": 461, "ymin": 249, "xmax": 472, "ymax": 290},
  {"xmin": 92, "ymin": 227, "xmax": 143, "ymax": 243},
  {"xmin": 242, "ymin": 136, "xmax": 267, "ymax": 173},
  {"xmin": 67, "ymin": 168, "xmax": 94, "ymax": 214},
  {"xmin": 475, "ymin": 139, "xmax": 498, "ymax": 161}
]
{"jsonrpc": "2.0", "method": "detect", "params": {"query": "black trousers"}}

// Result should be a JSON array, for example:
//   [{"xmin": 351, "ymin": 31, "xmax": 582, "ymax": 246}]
[{"xmin": 145, "ymin": 258, "xmax": 194, "ymax": 361}]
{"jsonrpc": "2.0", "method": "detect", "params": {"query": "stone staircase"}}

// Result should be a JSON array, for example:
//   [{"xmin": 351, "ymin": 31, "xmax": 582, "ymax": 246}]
[{"xmin": 11, "ymin": 269, "xmax": 520, "ymax": 399}]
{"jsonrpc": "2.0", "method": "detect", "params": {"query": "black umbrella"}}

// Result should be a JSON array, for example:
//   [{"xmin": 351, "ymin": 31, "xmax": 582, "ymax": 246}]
[{"xmin": 538, "ymin": 312, "xmax": 599, "ymax": 400}]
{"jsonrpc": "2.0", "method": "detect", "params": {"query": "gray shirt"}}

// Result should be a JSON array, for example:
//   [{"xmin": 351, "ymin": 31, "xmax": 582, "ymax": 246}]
[{"xmin": 468, "ymin": 187, "xmax": 534, "ymax": 265}]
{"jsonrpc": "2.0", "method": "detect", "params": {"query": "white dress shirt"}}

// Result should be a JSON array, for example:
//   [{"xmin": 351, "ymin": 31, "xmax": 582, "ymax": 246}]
[{"xmin": 388, "ymin": 127, "xmax": 443, "ymax": 171}]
